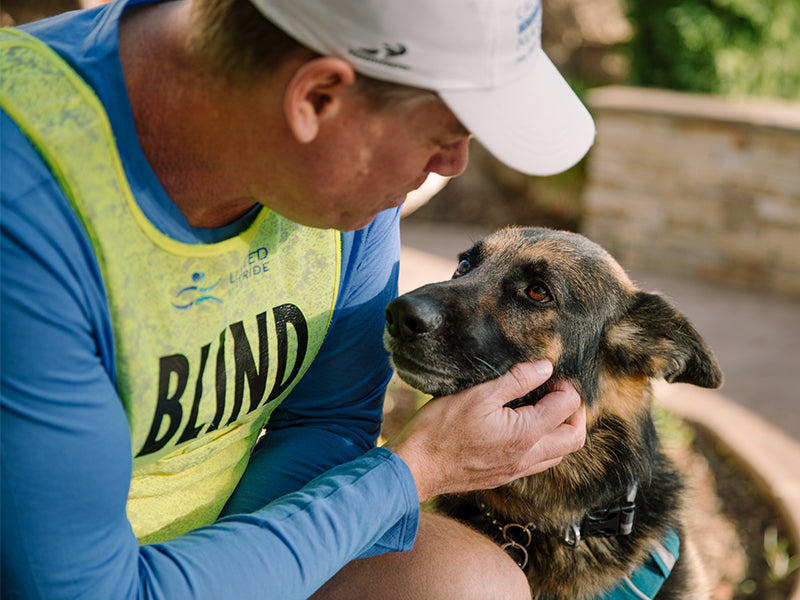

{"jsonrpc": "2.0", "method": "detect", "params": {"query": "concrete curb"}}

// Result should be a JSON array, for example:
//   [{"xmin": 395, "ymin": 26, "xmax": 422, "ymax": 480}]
[{"xmin": 655, "ymin": 383, "xmax": 800, "ymax": 599}]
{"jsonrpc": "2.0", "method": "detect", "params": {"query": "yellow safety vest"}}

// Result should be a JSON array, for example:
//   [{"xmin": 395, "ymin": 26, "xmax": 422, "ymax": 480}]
[{"xmin": 0, "ymin": 28, "xmax": 341, "ymax": 543}]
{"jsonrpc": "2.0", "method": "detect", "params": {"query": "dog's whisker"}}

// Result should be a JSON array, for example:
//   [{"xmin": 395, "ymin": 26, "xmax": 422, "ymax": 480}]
[{"xmin": 466, "ymin": 355, "xmax": 503, "ymax": 379}]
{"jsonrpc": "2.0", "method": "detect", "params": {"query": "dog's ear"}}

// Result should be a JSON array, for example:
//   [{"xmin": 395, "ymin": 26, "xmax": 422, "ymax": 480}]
[{"xmin": 601, "ymin": 291, "xmax": 723, "ymax": 388}]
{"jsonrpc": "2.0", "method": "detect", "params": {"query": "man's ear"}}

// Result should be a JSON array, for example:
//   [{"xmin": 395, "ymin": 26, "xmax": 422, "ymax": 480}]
[
  {"xmin": 601, "ymin": 291, "xmax": 723, "ymax": 389},
  {"xmin": 283, "ymin": 57, "xmax": 357, "ymax": 144}
]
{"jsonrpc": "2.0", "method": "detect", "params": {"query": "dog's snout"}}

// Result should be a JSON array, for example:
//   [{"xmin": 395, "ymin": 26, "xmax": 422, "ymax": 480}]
[{"xmin": 385, "ymin": 296, "xmax": 442, "ymax": 341}]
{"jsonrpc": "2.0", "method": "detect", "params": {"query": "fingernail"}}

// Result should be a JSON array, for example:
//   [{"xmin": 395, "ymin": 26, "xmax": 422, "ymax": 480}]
[{"xmin": 532, "ymin": 360, "xmax": 553, "ymax": 378}]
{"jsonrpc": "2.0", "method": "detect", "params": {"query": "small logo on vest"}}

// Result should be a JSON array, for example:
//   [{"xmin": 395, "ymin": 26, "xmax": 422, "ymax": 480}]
[
  {"xmin": 172, "ymin": 272, "xmax": 223, "ymax": 309},
  {"xmin": 229, "ymin": 247, "xmax": 270, "ymax": 286}
]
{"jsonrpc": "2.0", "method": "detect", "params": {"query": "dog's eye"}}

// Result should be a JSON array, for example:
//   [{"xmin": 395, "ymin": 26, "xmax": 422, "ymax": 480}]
[
  {"xmin": 454, "ymin": 258, "xmax": 471, "ymax": 277},
  {"xmin": 526, "ymin": 284, "xmax": 552, "ymax": 303}
]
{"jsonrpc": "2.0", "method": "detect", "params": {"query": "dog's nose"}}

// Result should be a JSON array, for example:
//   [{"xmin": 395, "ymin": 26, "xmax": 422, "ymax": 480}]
[{"xmin": 385, "ymin": 296, "xmax": 442, "ymax": 341}]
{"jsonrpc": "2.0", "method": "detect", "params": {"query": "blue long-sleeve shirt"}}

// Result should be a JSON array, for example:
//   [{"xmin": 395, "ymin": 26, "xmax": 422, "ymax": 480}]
[{"xmin": 0, "ymin": 1, "xmax": 419, "ymax": 597}]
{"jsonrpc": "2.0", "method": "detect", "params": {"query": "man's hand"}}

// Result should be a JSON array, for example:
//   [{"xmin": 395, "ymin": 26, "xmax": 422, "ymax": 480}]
[{"xmin": 384, "ymin": 361, "xmax": 586, "ymax": 503}]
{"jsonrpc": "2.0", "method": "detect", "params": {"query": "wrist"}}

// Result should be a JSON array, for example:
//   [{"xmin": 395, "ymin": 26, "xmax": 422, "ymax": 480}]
[{"xmin": 384, "ymin": 439, "xmax": 434, "ymax": 503}]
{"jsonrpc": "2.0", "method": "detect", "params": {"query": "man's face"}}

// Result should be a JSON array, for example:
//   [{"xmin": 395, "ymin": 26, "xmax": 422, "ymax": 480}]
[{"xmin": 274, "ymin": 93, "xmax": 472, "ymax": 231}]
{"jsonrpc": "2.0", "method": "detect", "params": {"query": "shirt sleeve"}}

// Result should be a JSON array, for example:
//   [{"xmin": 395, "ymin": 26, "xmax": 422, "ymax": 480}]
[{"xmin": 1, "ymin": 113, "xmax": 418, "ymax": 599}]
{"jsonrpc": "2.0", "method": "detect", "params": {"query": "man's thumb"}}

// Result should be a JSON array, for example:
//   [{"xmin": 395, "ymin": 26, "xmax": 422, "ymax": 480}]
[{"xmin": 494, "ymin": 361, "xmax": 553, "ymax": 405}]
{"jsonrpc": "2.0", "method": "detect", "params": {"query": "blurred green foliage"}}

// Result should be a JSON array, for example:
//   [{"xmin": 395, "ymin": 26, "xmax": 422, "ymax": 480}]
[{"xmin": 624, "ymin": 0, "xmax": 800, "ymax": 99}]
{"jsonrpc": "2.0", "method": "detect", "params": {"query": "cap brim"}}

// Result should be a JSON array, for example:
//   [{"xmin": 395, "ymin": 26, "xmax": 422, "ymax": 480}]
[{"xmin": 439, "ymin": 49, "xmax": 595, "ymax": 176}]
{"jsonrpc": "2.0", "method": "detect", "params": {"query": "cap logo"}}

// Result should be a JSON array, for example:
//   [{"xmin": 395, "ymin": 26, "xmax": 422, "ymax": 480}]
[
  {"xmin": 515, "ymin": 0, "xmax": 542, "ymax": 64},
  {"xmin": 348, "ymin": 43, "xmax": 410, "ymax": 70}
]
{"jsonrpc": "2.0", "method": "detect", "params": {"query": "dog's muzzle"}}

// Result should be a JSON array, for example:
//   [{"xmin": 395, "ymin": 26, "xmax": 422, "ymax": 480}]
[{"xmin": 385, "ymin": 295, "xmax": 443, "ymax": 341}]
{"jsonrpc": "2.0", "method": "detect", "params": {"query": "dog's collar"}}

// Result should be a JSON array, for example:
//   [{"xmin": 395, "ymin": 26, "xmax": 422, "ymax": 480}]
[
  {"xmin": 480, "ymin": 483, "xmax": 638, "ymax": 569},
  {"xmin": 564, "ymin": 482, "xmax": 638, "ymax": 547}
]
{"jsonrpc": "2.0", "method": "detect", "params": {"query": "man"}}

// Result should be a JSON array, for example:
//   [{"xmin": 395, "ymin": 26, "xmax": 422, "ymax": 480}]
[{"xmin": 1, "ymin": 0, "xmax": 593, "ymax": 598}]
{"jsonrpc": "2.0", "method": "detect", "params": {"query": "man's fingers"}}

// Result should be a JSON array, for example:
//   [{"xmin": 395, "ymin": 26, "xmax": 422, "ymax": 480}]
[
  {"xmin": 518, "ymin": 379, "xmax": 581, "ymax": 434},
  {"xmin": 513, "ymin": 381, "xmax": 586, "ymax": 475},
  {"xmin": 510, "ymin": 360, "xmax": 554, "ymax": 394},
  {"xmin": 470, "ymin": 361, "xmax": 553, "ymax": 407},
  {"xmin": 524, "ymin": 456, "xmax": 564, "ymax": 475},
  {"xmin": 390, "ymin": 363, "xmax": 587, "ymax": 499},
  {"xmin": 564, "ymin": 396, "xmax": 587, "ymax": 430}
]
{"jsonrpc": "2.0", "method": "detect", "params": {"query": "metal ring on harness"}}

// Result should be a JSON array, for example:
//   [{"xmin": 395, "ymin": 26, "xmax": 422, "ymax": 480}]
[
  {"xmin": 502, "ymin": 523, "xmax": 533, "ymax": 547},
  {"xmin": 561, "ymin": 522, "xmax": 582, "ymax": 548},
  {"xmin": 500, "ymin": 523, "xmax": 534, "ymax": 569},
  {"xmin": 501, "ymin": 540, "xmax": 530, "ymax": 569}
]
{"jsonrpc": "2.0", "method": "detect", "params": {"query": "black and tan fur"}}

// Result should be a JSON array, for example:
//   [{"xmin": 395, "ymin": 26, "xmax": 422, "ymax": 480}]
[{"xmin": 384, "ymin": 227, "xmax": 722, "ymax": 600}]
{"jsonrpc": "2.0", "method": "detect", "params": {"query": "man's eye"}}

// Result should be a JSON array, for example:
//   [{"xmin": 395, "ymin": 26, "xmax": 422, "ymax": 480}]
[
  {"xmin": 454, "ymin": 258, "xmax": 471, "ymax": 277},
  {"xmin": 526, "ymin": 283, "xmax": 552, "ymax": 303}
]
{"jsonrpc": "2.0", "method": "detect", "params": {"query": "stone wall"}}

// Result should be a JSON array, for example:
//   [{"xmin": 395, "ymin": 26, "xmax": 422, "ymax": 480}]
[{"xmin": 583, "ymin": 86, "xmax": 800, "ymax": 298}]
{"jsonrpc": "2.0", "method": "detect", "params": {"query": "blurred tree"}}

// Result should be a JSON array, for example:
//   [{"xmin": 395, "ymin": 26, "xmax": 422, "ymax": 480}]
[{"xmin": 624, "ymin": 0, "xmax": 800, "ymax": 99}]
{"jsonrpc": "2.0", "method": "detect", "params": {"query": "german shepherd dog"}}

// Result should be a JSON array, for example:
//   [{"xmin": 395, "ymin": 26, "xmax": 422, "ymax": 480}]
[{"xmin": 384, "ymin": 227, "xmax": 722, "ymax": 600}]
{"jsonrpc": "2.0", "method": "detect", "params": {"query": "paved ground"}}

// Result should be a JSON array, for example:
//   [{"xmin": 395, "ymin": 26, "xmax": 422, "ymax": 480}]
[{"xmin": 398, "ymin": 219, "xmax": 800, "ymax": 598}]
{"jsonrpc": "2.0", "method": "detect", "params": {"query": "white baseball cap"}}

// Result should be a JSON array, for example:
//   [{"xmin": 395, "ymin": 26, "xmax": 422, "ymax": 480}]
[{"xmin": 250, "ymin": 0, "xmax": 595, "ymax": 176}]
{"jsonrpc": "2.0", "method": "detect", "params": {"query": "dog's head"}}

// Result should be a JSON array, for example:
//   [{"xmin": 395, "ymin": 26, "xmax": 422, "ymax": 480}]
[{"xmin": 385, "ymin": 227, "xmax": 722, "ymax": 413}]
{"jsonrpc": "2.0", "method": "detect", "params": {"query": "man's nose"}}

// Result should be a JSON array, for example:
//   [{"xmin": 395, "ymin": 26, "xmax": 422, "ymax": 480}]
[{"xmin": 425, "ymin": 138, "xmax": 470, "ymax": 178}]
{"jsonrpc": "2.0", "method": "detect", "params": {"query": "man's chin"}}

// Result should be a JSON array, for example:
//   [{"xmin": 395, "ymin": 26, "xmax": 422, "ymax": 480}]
[
  {"xmin": 341, "ymin": 204, "xmax": 406, "ymax": 231},
  {"xmin": 390, "ymin": 194, "xmax": 408, "ymax": 208}
]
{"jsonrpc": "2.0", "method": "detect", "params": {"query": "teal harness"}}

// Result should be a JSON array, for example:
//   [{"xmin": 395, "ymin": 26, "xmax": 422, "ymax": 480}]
[
  {"xmin": 598, "ymin": 527, "xmax": 680, "ymax": 600},
  {"xmin": 488, "ymin": 482, "xmax": 681, "ymax": 600}
]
